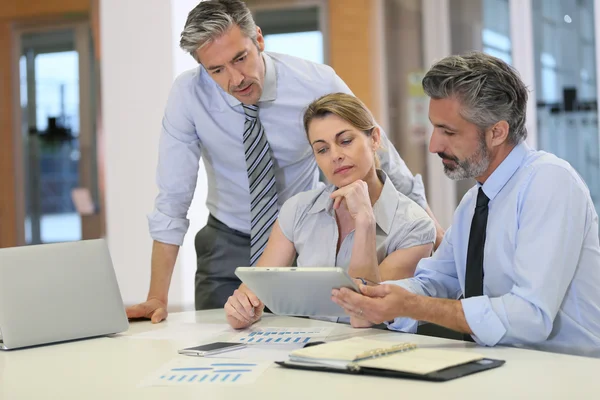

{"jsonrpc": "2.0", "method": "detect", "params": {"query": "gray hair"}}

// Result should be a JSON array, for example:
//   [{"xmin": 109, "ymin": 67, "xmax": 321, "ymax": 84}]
[
  {"xmin": 180, "ymin": 0, "xmax": 258, "ymax": 62},
  {"xmin": 422, "ymin": 52, "xmax": 528, "ymax": 145}
]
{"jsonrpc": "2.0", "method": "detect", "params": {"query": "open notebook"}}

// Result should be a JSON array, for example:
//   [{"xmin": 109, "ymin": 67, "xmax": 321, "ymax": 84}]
[{"xmin": 277, "ymin": 337, "xmax": 505, "ymax": 382}]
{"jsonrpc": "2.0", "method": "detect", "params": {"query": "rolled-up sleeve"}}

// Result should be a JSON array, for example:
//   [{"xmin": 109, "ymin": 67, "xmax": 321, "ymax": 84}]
[
  {"xmin": 328, "ymin": 71, "xmax": 428, "ymax": 209},
  {"xmin": 384, "ymin": 278, "xmax": 420, "ymax": 333},
  {"xmin": 461, "ymin": 296, "xmax": 506, "ymax": 346},
  {"xmin": 461, "ymin": 165, "xmax": 590, "ymax": 346},
  {"xmin": 148, "ymin": 75, "xmax": 202, "ymax": 246},
  {"xmin": 385, "ymin": 227, "xmax": 461, "ymax": 332}
]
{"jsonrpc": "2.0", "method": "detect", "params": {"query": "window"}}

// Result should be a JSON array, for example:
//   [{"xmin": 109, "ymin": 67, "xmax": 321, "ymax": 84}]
[{"xmin": 253, "ymin": 6, "xmax": 324, "ymax": 64}]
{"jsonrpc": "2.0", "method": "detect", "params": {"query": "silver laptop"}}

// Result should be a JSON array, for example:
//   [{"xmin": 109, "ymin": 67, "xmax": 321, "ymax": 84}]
[
  {"xmin": 235, "ymin": 267, "xmax": 359, "ymax": 317},
  {"xmin": 0, "ymin": 239, "xmax": 129, "ymax": 350}
]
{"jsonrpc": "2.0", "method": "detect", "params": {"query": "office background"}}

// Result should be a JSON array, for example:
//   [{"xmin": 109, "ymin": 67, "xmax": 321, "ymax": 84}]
[{"xmin": 0, "ymin": 0, "xmax": 598, "ymax": 311}]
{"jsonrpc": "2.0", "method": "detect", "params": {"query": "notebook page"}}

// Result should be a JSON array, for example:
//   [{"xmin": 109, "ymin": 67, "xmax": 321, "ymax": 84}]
[
  {"xmin": 357, "ymin": 348, "xmax": 484, "ymax": 375},
  {"xmin": 289, "ymin": 337, "xmax": 407, "ymax": 362}
]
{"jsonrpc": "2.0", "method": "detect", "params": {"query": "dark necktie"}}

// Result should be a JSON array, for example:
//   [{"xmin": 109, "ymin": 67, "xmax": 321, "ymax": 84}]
[
  {"xmin": 463, "ymin": 187, "xmax": 489, "ymax": 342},
  {"xmin": 465, "ymin": 187, "xmax": 490, "ymax": 297},
  {"xmin": 242, "ymin": 104, "xmax": 279, "ymax": 265}
]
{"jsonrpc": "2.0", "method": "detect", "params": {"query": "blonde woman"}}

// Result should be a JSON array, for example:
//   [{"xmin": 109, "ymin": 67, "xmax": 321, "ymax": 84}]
[{"xmin": 225, "ymin": 93, "xmax": 435, "ymax": 328}]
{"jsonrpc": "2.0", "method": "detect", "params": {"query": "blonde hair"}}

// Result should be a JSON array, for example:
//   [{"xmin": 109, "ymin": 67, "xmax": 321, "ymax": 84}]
[{"xmin": 303, "ymin": 93, "xmax": 381, "ymax": 168}]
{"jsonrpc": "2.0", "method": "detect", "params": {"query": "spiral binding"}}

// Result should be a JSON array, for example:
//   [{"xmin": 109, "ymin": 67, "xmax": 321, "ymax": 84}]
[{"xmin": 355, "ymin": 342, "xmax": 418, "ymax": 361}]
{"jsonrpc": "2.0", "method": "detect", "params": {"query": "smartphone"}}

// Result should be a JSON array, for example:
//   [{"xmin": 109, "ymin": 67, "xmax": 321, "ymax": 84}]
[{"xmin": 177, "ymin": 342, "xmax": 246, "ymax": 357}]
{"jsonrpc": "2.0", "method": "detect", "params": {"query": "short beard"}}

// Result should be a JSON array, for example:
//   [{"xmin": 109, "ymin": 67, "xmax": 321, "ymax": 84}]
[{"xmin": 441, "ymin": 135, "xmax": 490, "ymax": 180}]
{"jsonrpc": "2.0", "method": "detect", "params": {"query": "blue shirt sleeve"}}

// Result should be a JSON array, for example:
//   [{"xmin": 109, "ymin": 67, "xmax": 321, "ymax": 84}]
[
  {"xmin": 147, "ymin": 74, "xmax": 202, "ymax": 246},
  {"xmin": 461, "ymin": 165, "xmax": 592, "ymax": 346},
  {"xmin": 328, "ymin": 70, "xmax": 428, "ymax": 209},
  {"xmin": 385, "ymin": 226, "xmax": 462, "ymax": 331}
]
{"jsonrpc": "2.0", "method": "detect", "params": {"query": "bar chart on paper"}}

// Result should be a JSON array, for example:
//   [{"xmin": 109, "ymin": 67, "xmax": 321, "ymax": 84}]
[
  {"xmin": 232, "ymin": 327, "xmax": 333, "ymax": 344},
  {"xmin": 140, "ymin": 358, "xmax": 271, "ymax": 387}
]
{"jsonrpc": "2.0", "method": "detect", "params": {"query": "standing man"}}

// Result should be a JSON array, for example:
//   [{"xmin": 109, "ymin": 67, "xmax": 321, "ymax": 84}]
[
  {"xmin": 126, "ymin": 0, "xmax": 443, "ymax": 322},
  {"xmin": 332, "ymin": 52, "xmax": 600, "ymax": 356}
]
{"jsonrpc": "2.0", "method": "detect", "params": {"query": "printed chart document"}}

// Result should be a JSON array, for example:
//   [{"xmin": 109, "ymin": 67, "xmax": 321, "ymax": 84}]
[
  {"xmin": 231, "ymin": 327, "xmax": 333, "ymax": 344},
  {"xmin": 139, "ymin": 357, "xmax": 271, "ymax": 387},
  {"xmin": 206, "ymin": 343, "xmax": 305, "ymax": 362}
]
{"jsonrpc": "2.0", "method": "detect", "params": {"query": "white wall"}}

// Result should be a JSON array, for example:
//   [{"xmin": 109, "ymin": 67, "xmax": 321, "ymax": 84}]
[
  {"xmin": 101, "ymin": 0, "xmax": 207, "ymax": 310},
  {"xmin": 170, "ymin": 0, "xmax": 210, "ymax": 309}
]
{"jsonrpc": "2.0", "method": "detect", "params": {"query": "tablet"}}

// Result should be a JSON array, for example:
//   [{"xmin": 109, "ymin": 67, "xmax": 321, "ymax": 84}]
[{"xmin": 234, "ymin": 267, "xmax": 359, "ymax": 317}]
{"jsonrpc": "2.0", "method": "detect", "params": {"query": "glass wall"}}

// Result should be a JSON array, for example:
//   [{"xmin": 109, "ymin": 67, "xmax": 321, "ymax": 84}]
[
  {"xmin": 533, "ymin": 0, "xmax": 600, "ymax": 218},
  {"xmin": 482, "ymin": 0, "xmax": 512, "ymax": 64}
]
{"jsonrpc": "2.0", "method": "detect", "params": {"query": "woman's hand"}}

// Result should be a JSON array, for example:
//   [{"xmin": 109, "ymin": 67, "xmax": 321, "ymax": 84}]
[
  {"xmin": 224, "ymin": 285, "xmax": 264, "ymax": 329},
  {"xmin": 330, "ymin": 180, "xmax": 375, "ymax": 225}
]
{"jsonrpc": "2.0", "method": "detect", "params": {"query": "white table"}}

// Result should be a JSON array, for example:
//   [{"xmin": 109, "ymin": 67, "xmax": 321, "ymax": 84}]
[{"xmin": 1, "ymin": 310, "xmax": 599, "ymax": 399}]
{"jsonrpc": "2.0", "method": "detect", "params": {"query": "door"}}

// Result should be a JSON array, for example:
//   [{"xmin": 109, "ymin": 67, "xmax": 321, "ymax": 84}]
[{"xmin": 17, "ymin": 23, "xmax": 100, "ymax": 244}]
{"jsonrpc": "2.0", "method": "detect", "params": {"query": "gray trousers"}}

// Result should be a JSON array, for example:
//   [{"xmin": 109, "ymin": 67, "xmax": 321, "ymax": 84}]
[{"xmin": 194, "ymin": 215, "xmax": 250, "ymax": 310}]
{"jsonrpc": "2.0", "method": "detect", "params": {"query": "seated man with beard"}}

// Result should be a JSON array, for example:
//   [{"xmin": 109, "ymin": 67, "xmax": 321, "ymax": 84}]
[{"xmin": 331, "ymin": 52, "xmax": 600, "ymax": 357}]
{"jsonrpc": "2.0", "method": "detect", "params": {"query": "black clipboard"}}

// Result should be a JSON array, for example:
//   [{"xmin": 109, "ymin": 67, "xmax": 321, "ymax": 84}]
[{"xmin": 275, "ymin": 357, "xmax": 505, "ymax": 382}]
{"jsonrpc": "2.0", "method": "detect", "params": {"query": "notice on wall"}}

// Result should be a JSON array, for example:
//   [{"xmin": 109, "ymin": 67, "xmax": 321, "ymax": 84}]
[{"xmin": 407, "ymin": 71, "xmax": 430, "ymax": 144}]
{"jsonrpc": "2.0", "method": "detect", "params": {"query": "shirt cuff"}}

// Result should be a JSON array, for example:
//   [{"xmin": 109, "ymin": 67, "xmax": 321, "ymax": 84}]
[
  {"xmin": 385, "ymin": 317, "xmax": 418, "ymax": 333},
  {"xmin": 461, "ymin": 296, "xmax": 507, "ymax": 346},
  {"xmin": 381, "ymin": 279, "xmax": 420, "ymax": 332},
  {"xmin": 147, "ymin": 209, "xmax": 190, "ymax": 246}
]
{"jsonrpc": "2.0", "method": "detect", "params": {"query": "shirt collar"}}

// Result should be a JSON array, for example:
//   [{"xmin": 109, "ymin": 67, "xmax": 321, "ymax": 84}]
[
  {"xmin": 307, "ymin": 170, "xmax": 399, "ymax": 235},
  {"xmin": 223, "ymin": 52, "xmax": 277, "ymax": 107},
  {"xmin": 480, "ymin": 141, "xmax": 530, "ymax": 201},
  {"xmin": 372, "ymin": 170, "xmax": 399, "ymax": 234}
]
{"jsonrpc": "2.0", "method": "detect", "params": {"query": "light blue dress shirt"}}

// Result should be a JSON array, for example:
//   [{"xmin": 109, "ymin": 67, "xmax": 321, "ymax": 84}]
[
  {"xmin": 148, "ymin": 52, "xmax": 427, "ymax": 245},
  {"xmin": 278, "ymin": 170, "xmax": 435, "ymax": 269},
  {"xmin": 387, "ymin": 142, "xmax": 600, "ymax": 356}
]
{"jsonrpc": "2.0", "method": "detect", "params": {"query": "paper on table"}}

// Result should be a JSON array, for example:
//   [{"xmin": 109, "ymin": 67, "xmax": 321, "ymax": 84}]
[
  {"xmin": 357, "ymin": 348, "xmax": 484, "ymax": 375},
  {"xmin": 231, "ymin": 327, "xmax": 333, "ymax": 345},
  {"xmin": 139, "ymin": 357, "xmax": 271, "ymax": 387},
  {"xmin": 290, "ymin": 337, "xmax": 393, "ymax": 361},
  {"xmin": 206, "ymin": 343, "xmax": 305, "ymax": 362},
  {"xmin": 126, "ymin": 322, "xmax": 230, "ymax": 345},
  {"xmin": 288, "ymin": 337, "xmax": 486, "ymax": 375}
]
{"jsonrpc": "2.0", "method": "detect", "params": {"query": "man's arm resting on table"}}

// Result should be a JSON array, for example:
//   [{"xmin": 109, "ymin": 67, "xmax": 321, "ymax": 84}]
[
  {"xmin": 125, "ymin": 241, "xmax": 179, "ymax": 323},
  {"xmin": 148, "ymin": 241, "xmax": 179, "ymax": 304},
  {"xmin": 129, "ymin": 75, "xmax": 200, "ymax": 322}
]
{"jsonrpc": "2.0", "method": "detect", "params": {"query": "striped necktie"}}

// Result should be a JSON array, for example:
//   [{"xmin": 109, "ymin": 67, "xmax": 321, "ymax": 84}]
[{"xmin": 243, "ymin": 104, "xmax": 279, "ymax": 265}]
